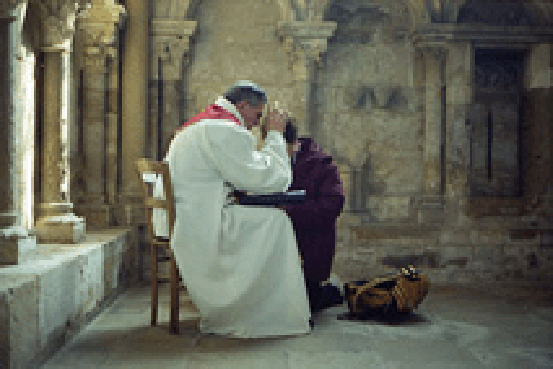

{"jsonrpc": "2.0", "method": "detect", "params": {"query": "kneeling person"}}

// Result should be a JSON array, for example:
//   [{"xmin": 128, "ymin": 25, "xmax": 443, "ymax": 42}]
[{"xmin": 281, "ymin": 119, "xmax": 346, "ymax": 316}]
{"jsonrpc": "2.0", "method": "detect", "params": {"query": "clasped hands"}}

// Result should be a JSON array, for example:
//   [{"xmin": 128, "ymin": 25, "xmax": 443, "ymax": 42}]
[
  {"xmin": 263, "ymin": 102, "xmax": 289, "ymax": 214},
  {"xmin": 261, "ymin": 101, "xmax": 288, "ymax": 139}
]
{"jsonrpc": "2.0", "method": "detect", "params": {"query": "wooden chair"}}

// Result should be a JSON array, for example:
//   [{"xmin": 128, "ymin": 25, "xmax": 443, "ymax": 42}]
[{"xmin": 136, "ymin": 158, "xmax": 185, "ymax": 334}]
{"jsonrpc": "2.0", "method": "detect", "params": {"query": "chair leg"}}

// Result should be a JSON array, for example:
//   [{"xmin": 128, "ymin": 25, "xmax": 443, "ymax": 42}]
[
  {"xmin": 151, "ymin": 245, "xmax": 158, "ymax": 326},
  {"xmin": 170, "ymin": 257, "xmax": 179, "ymax": 334}
]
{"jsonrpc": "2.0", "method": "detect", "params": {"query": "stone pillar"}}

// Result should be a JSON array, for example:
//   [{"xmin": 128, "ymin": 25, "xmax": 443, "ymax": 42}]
[
  {"xmin": 523, "ymin": 43, "xmax": 552, "ymax": 219},
  {"xmin": 276, "ymin": 21, "xmax": 336, "ymax": 138},
  {"xmin": 0, "ymin": 4, "xmax": 37, "ymax": 265},
  {"xmin": 106, "ymin": 45, "xmax": 119, "ymax": 208},
  {"xmin": 118, "ymin": 0, "xmax": 148, "ymax": 226},
  {"xmin": 150, "ymin": 19, "xmax": 197, "ymax": 158},
  {"xmin": 422, "ymin": 46, "xmax": 447, "ymax": 196},
  {"xmin": 34, "ymin": 2, "xmax": 86, "ymax": 244},
  {"xmin": 74, "ymin": 0, "xmax": 125, "ymax": 230},
  {"xmin": 415, "ymin": 45, "xmax": 449, "ymax": 224},
  {"xmin": 445, "ymin": 43, "xmax": 473, "ymax": 226}
]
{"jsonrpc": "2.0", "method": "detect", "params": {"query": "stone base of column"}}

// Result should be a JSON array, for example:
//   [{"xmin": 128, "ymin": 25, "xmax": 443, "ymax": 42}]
[
  {"xmin": 112, "ymin": 203, "xmax": 144, "ymax": 227},
  {"xmin": 0, "ymin": 226, "xmax": 37, "ymax": 266},
  {"xmin": 415, "ymin": 195, "xmax": 446, "ymax": 225},
  {"xmin": 35, "ymin": 213, "xmax": 86, "ymax": 244},
  {"xmin": 75, "ymin": 204, "xmax": 113, "ymax": 231}
]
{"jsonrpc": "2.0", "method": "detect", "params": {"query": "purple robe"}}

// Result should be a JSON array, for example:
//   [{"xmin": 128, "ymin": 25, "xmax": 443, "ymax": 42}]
[{"xmin": 285, "ymin": 137, "xmax": 345, "ymax": 282}]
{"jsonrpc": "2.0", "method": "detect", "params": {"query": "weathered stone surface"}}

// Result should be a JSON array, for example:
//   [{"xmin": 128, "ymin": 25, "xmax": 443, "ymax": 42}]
[
  {"xmin": 142, "ymin": 0, "xmax": 553, "ymax": 290},
  {"xmin": 0, "ymin": 228, "xmax": 136, "ymax": 369},
  {"xmin": 0, "ymin": 274, "xmax": 38, "ymax": 369},
  {"xmin": 35, "ymin": 214, "xmax": 86, "ymax": 244},
  {"xmin": 0, "ymin": 231, "xmax": 36, "ymax": 266}
]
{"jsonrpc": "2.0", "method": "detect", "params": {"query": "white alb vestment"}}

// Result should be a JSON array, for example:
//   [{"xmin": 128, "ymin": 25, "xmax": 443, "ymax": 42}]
[{"xmin": 158, "ymin": 98, "xmax": 311, "ymax": 338}]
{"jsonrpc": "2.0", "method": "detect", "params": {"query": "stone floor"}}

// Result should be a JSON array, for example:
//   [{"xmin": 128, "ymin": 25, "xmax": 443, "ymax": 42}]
[{"xmin": 40, "ymin": 283, "xmax": 553, "ymax": 369}]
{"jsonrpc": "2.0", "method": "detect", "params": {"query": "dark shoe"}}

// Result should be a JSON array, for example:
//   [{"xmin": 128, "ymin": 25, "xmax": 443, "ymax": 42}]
[{"xmin": 317, "ymin": 285, "xmax": 344, "ymax": 311}]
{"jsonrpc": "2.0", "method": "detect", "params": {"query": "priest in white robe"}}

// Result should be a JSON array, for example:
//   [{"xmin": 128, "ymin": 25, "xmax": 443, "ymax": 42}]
[{"xmin": 156, "ymin": 81, "xmax": 311, "ymax": 338}]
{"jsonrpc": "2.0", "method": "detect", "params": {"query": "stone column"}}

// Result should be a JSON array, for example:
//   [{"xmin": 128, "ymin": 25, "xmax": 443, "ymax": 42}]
[
  {"xmin": 74, "ymin": 0, "xmax": 125, "ymax": 230},
  {"xmin": 523, "ymin": 43, "xmax": 552, "ymax": 219},
  {"xmin": 416, "ymin": 45, "xmax": 448, "ymax": 224},
  {"xmin": 276, "ymin": 21, "xmax": 336, "ymax": 138},
  {"xmin": 34, "ymin": 2, "xmax": 86, "ymax": 244},
  {"xmin": 150, "ymin": 19, "xmax": 197, "ymax": 158},
  {"xmin": 106, "ymin": 45, "xmax": 119, "ymax": 208},
  {"xmin": 445, "ymin": 43, "xmax": 473, "ymax": 227},
  {"xmin": 118, "ymin": 0, "xmax": 148, "ymax": 226},
  {"xmin": 0, "ymin": 3, "xmax": 37, "ymax": 265},
  {"xmin": 422, "ymin": 46, "xmax": 447, "ymax": 196}
]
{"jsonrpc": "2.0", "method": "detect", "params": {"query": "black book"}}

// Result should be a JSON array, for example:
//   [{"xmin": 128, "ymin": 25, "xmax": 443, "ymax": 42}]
[{"xmin": 238, "ymin": 190, "xmax": 306, "ymax": 206}]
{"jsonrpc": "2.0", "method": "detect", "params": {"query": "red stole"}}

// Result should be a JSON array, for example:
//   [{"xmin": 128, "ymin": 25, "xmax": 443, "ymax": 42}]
[
  {"xmin": 172, "ymin": 104, "xmax": 244, "ymax": 200},
  {"xmin": 177, "ymin": 104, "xmax": 241, "ymax": 132}
]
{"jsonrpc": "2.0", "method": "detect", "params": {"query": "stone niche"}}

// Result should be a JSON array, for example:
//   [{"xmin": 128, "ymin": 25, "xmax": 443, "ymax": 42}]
[
  {"xmin": 316, "ymin": 0, "xmax": 422, "ymax": 223},
  {"xmin": 469, "ymin": 48, "xmax": 525, "ymax": 198}
]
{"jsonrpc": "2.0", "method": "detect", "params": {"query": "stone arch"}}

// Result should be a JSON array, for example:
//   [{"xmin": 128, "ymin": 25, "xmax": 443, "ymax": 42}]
[
  {"xmin": 456, "ymin": 0, "xmax": 547, "ymax": 26},
  {"xmin": 530, "ymin": 0, "xmax": 553, "ymax": 23},
  {"xmin": 21, "ymin": 1, "xmax": 43, "ymax": 51},
  {"xmin": 153, "ymin": 0, "xmax": 202, "ymax": 19},
  {"xmin": 404, "ymin": 0, "xmax": 551, "ymax": 28},
  {"xmin": 405, "ymin": 0, "xmax": 467, "ymax": 27},
  {"xmin": 324, "ymin": 0, "xmax": 411, "ymax": 25}
]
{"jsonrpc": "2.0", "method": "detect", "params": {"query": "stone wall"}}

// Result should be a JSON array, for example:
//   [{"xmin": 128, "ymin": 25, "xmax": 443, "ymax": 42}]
[
  {"xmin": 333, "ymin": 220, "xmax": 553, "ymax": 285},
  {"xmin": 143, "ymin": 0, "xmax": 552, "ymax": 286},
  {"xmin": 316, "ymin": 11, "xmax": 423, "ymax": 221}
]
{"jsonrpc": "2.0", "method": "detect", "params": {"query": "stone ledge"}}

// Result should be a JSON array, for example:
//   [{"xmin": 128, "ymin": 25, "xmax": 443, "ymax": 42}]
[
  {"xmin": 353, "ymin": 223, "xmax": 442, "ymax": 241},
  {"xmin": 332, "ymin": 241, "xmax": 553, "ymax": 286},
  {"xmin": 0, "ymin": 227, "xmax": 135, "ymax": 369}
]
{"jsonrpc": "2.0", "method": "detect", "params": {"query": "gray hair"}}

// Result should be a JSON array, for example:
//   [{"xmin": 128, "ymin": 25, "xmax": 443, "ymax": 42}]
[{"xmin": 224, "ymin": 80, "xmax": 268, "ymax": 107}]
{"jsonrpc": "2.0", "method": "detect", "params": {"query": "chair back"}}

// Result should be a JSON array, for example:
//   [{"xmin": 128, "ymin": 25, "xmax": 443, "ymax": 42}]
[{"xmin": 136, "ymin": 158, "xmax": 176, "ymax": 241}]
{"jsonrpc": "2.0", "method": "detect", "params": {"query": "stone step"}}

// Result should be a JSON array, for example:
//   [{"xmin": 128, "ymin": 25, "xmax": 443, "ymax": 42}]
[{"xmin": 0, "ymin": 228, "xmax": 135, "ymax": 369}]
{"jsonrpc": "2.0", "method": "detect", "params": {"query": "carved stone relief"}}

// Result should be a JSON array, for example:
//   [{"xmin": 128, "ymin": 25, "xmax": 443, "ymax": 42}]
[
  {"xmin": 151, "ymin": 19, "xmax": 197, "ymax": 80},
  {"xmin": 34, "ymin": 0, "xmax": 80, "ymax": 48},
  {"xmin": 346, "ymin": 86, "xmax": 413, "ymax": 111}
]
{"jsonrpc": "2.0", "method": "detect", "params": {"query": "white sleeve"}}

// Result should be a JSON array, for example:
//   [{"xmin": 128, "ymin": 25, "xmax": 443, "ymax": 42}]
[{"xmin": 201, "ymin": 123, "xmax": 292, "ymax": 194}]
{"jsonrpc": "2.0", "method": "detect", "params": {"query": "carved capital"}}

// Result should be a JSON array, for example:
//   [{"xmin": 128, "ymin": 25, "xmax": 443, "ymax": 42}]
[
  {"xmin": 417, "ymin": 45, "xmax": 449, "ymax": 64},
  {"xmin": 35, "ymin": 0, "xmax": 80, "ymax": 49},
  {"xmin": 151, "ymin": 19, "xmax": 197, "ymax": 80},
  {"xmin": 429, "ymin": 46, "xmax": 448, "ymax": 62},
  {"xmin": 276, "ymin": 21, "xmax": 336, "ymax": 80},
  {"xmin": 0, "ymin": 0, "xmax": 24, "ymax": 19},
  {"xmin": 79, "ymin": 46, "xmax": 108, "ymax": 72},
  {"xmin": 277, "ymin": 21, "xmax": 336, "ymax": 41},
  {"xmin": 277, "ymin": 0, "xmax": 333, "ymax": 23},
  {"xmin": 76, "ymin": 0, "xmax": 125, "ymax": 47}
]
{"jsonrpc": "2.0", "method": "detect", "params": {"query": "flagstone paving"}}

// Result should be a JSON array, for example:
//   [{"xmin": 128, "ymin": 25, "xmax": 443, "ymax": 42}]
[{"xmin": 41, "ymin": 284, "xmax": 553, "ymax": 368}]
